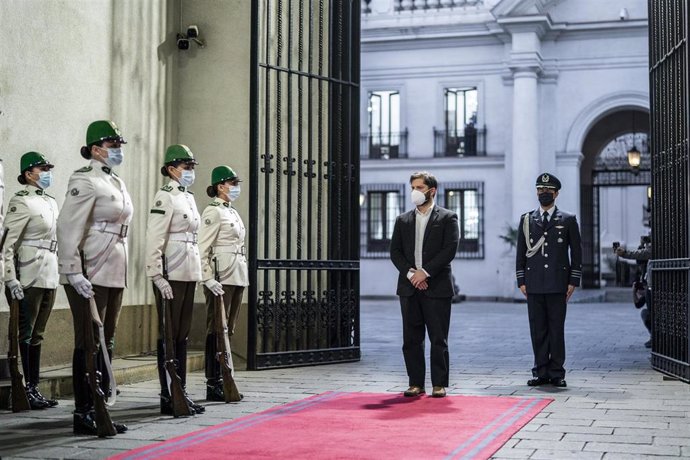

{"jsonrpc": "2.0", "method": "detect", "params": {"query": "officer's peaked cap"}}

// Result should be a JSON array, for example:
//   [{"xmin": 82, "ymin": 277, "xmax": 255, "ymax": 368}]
[
  {"xmin": 20, "ymin": 151, "xmax": 54, "ymax": 173},
  {"xmin": 535, "ymin": 172, "xmax": 561, "ymax": 190},
  {"xmin": 211, "ymin": 165, "xmax": 241, "ymax": 185},
  {"xmin": 164, "ymin": 144, "xmax": 198, "ymax": 165},
  {"xmin": 86, "ymin": 120, "xmax": 126, "ymax": 146}
]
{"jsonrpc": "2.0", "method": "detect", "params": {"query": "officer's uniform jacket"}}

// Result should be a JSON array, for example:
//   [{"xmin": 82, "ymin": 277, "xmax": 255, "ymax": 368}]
[
  {"xmin": 3, "ymin": 186, "xmax": 59, "ymax": 289},
  {"xmin": 145, "ymin": 180, "xmax": 202, "ymax": 282},
  {"xmin": 198, "ymin": 197, "xmax": 248, "ymax": 286},
  {"xmin": 57, "ymin": 160, "xmax": 133, "ymax": 288},
  {"xmin": 0, "ymin": 160, "xmax": 5, "ymax": 275},
  {"xmin": 516, "ymin": 207, "xmax": 582, "ymax": 294}
]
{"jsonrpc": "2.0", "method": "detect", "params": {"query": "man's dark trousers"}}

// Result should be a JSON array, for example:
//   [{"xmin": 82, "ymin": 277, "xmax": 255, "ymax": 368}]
[
  {"xmin": 527, "ymin": 293, "xmax": 566, "ymax": 379},
  {"xmin": 401, "ymin": 291, "xmax": 451, "ymax": 387}
]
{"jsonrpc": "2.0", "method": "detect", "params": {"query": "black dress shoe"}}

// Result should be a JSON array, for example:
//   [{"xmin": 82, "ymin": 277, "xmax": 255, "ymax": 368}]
[
  {"xmin": 73, "ymin": 411, "xmax": 98, "ymax": 435},
  {"xmin": 29, "ymin": 384, "xmax": 58, "ymax": 407},
  {"xmin": 113, "ymin": 421, "xmax": 128, "ymax": 433},
  {"xmin": 160, "ymin": 394, "xmax": 196, "ymax": 416},
  {"xmin": 527, "ymin": 377, "xmax": 549, "ymax": 387},
  {"xmin": 26, "ymin": 387, "xmax": 50, "ymax": 410},
  {"xmin": 550, "ymin": 378, "xmax": 567, "ymax": 388},
  {"xmin": 206, "ymin": 382, "xmax": 225, "ymax": 402},
  {"xmin": 184, "ymin": 392, "xmax": 205, "ymax": 414}
]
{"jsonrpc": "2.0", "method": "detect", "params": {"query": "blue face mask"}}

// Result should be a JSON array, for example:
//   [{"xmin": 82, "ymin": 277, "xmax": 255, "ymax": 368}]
[
  {"xmin": 178, "ymin": 169, "xmax": 195, "ymax": 187},
  {"xmin": 36, "ymin": 171, "xmax": 53, "ymax": 189},
  {"xmin": 104, "ymin": 147, "xmax": 124, "ymax": 167},
  {"xmin": 229, "ymin": 185, "xmax": 241, "ymax": 201}
]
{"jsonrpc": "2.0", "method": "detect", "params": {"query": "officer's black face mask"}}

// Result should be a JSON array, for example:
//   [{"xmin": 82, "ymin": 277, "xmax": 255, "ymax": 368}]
[{"xmin": 538, "ymin": 191, "xmax": 555, "ymax": 206}]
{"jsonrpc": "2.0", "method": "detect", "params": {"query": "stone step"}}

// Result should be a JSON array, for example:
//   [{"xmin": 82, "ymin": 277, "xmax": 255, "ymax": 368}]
[{"xmin": 0, "ymin": 351, "xmax": 204, "ymax": 410}]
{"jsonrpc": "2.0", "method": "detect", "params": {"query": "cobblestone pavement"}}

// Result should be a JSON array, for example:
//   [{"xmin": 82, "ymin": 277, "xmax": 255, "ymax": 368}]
[{"xmin": 1, "ymin": 299, "xmax": 689, "ymax": 459}]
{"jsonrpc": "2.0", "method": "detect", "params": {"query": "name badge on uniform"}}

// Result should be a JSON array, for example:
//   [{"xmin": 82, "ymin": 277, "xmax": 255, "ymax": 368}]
[{"xmin": 556, "ymin": 225, "xmax": 564, "ymax": 229}]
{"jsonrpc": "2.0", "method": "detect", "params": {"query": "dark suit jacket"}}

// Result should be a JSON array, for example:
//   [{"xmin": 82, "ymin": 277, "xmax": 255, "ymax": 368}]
[
  {"xmin": 515, "ymin": 207, "xmax": 583, "ymax": 294},
  {"xmin": 390, "ymin": 205, "xmax": 459, "ymax": 298}
]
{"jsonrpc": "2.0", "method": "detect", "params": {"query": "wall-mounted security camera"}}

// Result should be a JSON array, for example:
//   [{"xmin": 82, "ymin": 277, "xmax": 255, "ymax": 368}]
[
  {"xmin": 177, "ymin": 25, "xmax": 205, "ymax": 50},
  {"xmin": 176, "ymin": 33, "xmax": 190, "ymax": 50}
]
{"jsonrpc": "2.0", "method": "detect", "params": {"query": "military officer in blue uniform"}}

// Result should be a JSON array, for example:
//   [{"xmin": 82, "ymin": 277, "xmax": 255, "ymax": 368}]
[{"xmin": 516, "ymin": 173, "xmax": 582, "ymax": 388}]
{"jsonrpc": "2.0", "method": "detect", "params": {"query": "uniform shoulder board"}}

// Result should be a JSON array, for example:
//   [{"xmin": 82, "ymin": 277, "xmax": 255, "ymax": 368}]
[
  {"xmin": 15, "ymin": 190, "xmax": 29, "ymax": 196},
  {"xmin": 209, "ymin": 201, "xmax": 221, "ymax": 207},
  {"xmin": 75, "ymin": 166, "xmax": 93, "ymax": 173},
  {"xmin": 161, "ymin": 185, "xmax": 174, "ymax": 192}
]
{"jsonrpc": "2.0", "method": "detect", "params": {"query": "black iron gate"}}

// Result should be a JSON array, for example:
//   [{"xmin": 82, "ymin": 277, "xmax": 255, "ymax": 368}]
[
  {"xmin": 248, "ymin": 0, "xmax": 360, "ymax": 369},
  {"xmin": 648, "ymin": 0, "xmax": 690, "ymax": 381},
  {"xmin": 582, "ymin": 155, "xmax": 651, "ymax": 288}
]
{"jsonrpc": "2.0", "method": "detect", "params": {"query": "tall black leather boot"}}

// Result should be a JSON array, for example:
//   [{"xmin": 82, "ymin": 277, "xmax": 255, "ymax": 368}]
[
  {"xmin": 20, "ymin": 343, "xmax": 48, "ymax": 410},
  {"xmin": 205, "ymin": 334, "xmax": 223, "ymax": 401},
  {"xmin": 177, "ymin": 339, "xmax": 205, "ymax": 413},
  {"xmin": 28, "ymin": 344, "xmax": 57, "ymax": 407},
  {"xmin": 73, "ymin": 348, "xmax": 98, "ymax": 435}
]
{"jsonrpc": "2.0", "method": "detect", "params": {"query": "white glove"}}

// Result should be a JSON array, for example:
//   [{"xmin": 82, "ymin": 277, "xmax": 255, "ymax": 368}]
[
  {"xmin": 6, "ymin": 279, "xmax": 24, "ymax": 300},
  {"xmin": 204, "ymin": 279, "xmax": 224, "ymax": 297},
  {"xmin": 152, "ymin": 275, "xmax": 174, "ymax": 300},
  {"xmin": 67, "ymin": 273, "xmax": 94, "ymax": 298}
]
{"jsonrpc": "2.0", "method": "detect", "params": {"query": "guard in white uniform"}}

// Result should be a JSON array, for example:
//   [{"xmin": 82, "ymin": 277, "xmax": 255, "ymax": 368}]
[
  {"xmin": 198, "ymin": 165, "xmax": 248, "ymax": 401},
  {"xmin": 57, "ymin": 120, "xmax": 131, "ymax": 435},
  {"xmin": 3, "ymin": 152, "xmax": 59, "ymax": 409},
  {"xmin": 145, "ymin": 144, "xmax": 204, "ymax": 415}
]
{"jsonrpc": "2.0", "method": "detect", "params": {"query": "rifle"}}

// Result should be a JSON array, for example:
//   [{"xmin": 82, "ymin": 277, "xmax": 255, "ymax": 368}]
[
  {"xmin": 4, "ymin": 228, "xmax": 31, "ymax": 412},
  {"xmin": 81, "ymin": 252, "xmax": 117, "ymax": 437},
  {"xmin": 161, "ymin": 255, "xmax": 192, "ymax": 417},
  {"xmin": 214, "ymin": 257, "xmax": 242, "ymax": 402}
]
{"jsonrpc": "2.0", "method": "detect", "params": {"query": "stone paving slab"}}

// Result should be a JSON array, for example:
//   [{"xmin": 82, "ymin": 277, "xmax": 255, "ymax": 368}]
[{"xmin": 0, "ymin": 299, "xmax": 688, "ymax": 459}]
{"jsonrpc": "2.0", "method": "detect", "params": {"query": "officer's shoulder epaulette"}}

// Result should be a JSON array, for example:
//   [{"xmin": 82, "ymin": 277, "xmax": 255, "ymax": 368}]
[
  {"xmin": 209, "ymin": 201, "xmax": 221, "ymax": 207},
  {"xmin": 14, "ymin": 190, "xmax": 29, "ymax": 196},
  {"xmin": 75, "ymin": 166, "xmax": 92, "ymax": 173},
  {"xmin": 161, "ymin": 185, "xmax": 174, "ymax": 192}
]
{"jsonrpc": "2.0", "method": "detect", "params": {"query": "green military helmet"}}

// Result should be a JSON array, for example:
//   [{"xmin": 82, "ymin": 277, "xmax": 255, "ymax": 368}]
[
  {"xmin": 211, "ymin": 165, "xmax": 242, "ymax": 185},
  {"xmin": 164, "ymin": 144, "xmax": 199, "ymax": 164},
  {"xmin": 86, "ymin": 120, "xmax": 127, "ymax": 146},
  {"xmin": 20, "ymin": 151, "xmax": 54, "ymax": 173}
]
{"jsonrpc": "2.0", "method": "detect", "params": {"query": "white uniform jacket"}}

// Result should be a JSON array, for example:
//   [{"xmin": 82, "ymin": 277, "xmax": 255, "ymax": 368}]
[
  {"xmin": 2, "ymin": 186, "xmax": 59, "ymax": 289},
  {"xmin": 145, "ymin": 180, "xmax": 202, "ymax": 282},
  {"xmin": 57, "ymin": 161, "xmax": 133, "ymax": 287},
  {"xmin": 198, "ymin": 198, "xmax": 249, "ymax": 286}
]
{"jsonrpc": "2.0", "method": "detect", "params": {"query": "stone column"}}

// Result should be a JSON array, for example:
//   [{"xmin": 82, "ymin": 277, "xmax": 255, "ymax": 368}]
[
  {"xmin": 511, "ymin": 66, "xmax": 541, "ymax": 221},
  {"xmin": 556, "ymin": 151, "xmax": 584, "ymax": 216}
]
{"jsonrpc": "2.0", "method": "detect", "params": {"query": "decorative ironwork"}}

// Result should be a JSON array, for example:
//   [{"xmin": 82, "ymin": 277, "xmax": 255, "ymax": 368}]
[
  {"xmin": 249, "ymin": 0, "xmax": 361, "ymax": 369},
  {"xmin": 648, "ymin": 0, "xmax": 690, "ymax": 382},
  {"xmin": 433, "ymin": 127, "xmax": 486, "ymax": 157}
]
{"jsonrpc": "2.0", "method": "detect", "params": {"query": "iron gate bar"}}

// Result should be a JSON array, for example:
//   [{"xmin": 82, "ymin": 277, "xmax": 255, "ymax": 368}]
[
  {"xmin": 249, "ymin": 0, "xmax": 360, "ymax": 370},
  {"xmin": 647, "ymin": 0, "xmax": 690, "ymax": 382}
]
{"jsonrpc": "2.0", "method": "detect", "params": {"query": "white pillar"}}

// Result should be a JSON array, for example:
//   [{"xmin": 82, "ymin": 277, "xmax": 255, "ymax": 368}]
[
  {"xmin": 511, "ymin": 67, "xmax": 541, "ymax": 222},
  {"xmin": 556, "ymin": 151, "xmax": 584, "ymax": 216}
]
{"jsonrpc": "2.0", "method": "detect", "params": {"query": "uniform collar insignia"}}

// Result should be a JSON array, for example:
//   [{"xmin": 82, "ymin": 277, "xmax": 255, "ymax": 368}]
[
  {"xmin": 35, "ymin": 189, "xmax": 44, "ymax": 195},
  {"xmin": 178, "ymin": 186, "xmax": 186, "ymax": 192},
  {"xmin": 102, "ymin": 166, "xmax": 112, "ymax": 175},
  {"xmin": 223, "ymin": 202, "xmax": 230, "ymax": 207}
]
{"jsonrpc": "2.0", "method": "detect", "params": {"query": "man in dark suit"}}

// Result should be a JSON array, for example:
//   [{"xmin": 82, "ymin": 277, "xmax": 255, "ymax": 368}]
[
  {"xmin": 516, "ymin": 173, "xmax": 582, "ymax": 388},
  {"xmin": 390, "ymin": 171, "xmax": 459, "ymax": 398}
]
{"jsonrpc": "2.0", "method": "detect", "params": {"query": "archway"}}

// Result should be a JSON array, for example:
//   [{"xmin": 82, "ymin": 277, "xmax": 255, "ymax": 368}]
[{"xmin": 579, "ymin": 109, "xmax": 650, "ymax": 288}]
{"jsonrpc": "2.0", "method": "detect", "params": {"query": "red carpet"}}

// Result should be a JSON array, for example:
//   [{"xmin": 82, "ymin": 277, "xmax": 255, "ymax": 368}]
[{"xmin": 112, "ymin": 392, "xmax": 551, "ymax": 460}]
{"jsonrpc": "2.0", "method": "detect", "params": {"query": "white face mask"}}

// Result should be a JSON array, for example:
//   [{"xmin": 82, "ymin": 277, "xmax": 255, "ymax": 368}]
[
  {"xmin": 177, "ymin": 169, "xmax": 195, "ymax": 187},
  {"xmin": 411, "ymin": 189, "xmax": 427, "ymax": 206},
  {"xmin": 229, "ymin": 185, "xmax": 241, "ymax": 201},
  {"xmin": 104, "ymin": 147, "xmax": 124, "ymax": 166}
]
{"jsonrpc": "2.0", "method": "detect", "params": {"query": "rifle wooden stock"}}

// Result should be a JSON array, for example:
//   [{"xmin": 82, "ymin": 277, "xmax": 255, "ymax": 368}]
[
  {"xmin": 2, "ymin": 227, "xmax": 30, "ymax": 412},
  {"xmin": 161, "ymin": 255, "xmax": 192, "ymax": 417},
  {"xmin": 215, "ymin": 294, "xmax": 242, "ymax": 402},
  {"xmin": 9, "ymin": 299, "xmax": 30, "ymax": 412},
  {"xmin": 214, "ymin": 258, "xmax": 241, "ymax": 402},
  {"xmin": 84, "ymin": 298, "xmax": 116, "ymax": 437}
]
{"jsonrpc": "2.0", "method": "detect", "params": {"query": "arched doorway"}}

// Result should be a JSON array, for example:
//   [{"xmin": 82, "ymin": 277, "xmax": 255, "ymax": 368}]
[{"xmin": 580, "ymin": 109, "xmax": 650, "ymax": 288}]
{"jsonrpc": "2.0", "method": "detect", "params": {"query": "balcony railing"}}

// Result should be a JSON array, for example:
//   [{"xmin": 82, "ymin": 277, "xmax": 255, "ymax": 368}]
[
  {"xmin": 433, "ymin": 125, "xmax": 485, "ymax": 157},
  {"xmin": 394, "ymin": 0, "xmax": 482, "ymax": 12},
  {"xmin": 361, "ymin": 129, "xmax": 409, "ymax": 159}
]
